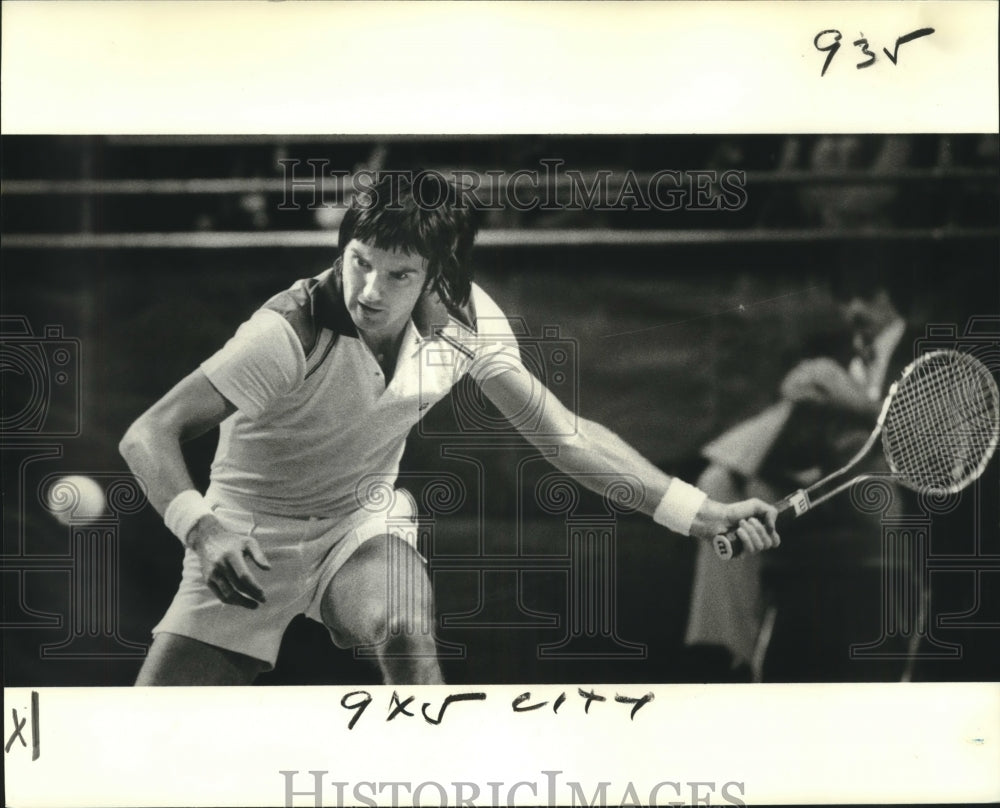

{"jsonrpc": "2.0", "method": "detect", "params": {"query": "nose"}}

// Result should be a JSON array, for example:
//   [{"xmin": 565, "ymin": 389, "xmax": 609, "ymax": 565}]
[{"xmin": 361, "ymin": 271, "xmax": 384, "ymax": 304}]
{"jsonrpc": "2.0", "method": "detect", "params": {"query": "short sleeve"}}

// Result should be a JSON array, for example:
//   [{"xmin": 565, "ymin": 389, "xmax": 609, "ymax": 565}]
[
  {"xmin": 200, "ymin": 309, "xmax": 306, "ymax": 419},
  {"xmin": 466, "ymin": 284, "xmax": 524, "ymax": 385}
]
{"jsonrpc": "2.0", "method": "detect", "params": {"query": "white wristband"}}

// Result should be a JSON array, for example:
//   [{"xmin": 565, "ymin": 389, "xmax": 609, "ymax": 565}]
[
  {"xmin": 163, "ymin": 489, "xmax": 213, "ymax": 547},
  {"xmin": 653, "ymin": 479, "xmax": 708, "ymax": 536}
]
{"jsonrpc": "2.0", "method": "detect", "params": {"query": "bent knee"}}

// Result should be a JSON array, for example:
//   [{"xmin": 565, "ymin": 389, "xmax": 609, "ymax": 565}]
[
  {"xmin": 350, "ymin": 598, "xmax": 393, "ymax": 647},
  {"xmin": 340, "ymin": 595, "xmax": 434, "ymax": 647},
  {"xmin": 321, "ymin": 534, "xmax": 433, "ymax": 642}
]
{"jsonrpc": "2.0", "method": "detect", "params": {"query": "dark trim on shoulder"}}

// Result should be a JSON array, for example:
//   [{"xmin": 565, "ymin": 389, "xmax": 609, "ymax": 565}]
[
  {"xmin": 304, "ymin": 332, "xmax": 337, "ymax": 379},
  {"xmin": 314, "ymin": 259, "xmax": 359, "ymax": 338},
  {"xmin": 261, "ymin": 259, "xmax": 357, "ymax": 357}
]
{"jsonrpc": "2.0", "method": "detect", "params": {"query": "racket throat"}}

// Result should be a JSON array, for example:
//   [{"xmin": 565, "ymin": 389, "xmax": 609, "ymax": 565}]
[{"xmin": 777, "ymin": 489, "xmax": 812, "ymax": 517}]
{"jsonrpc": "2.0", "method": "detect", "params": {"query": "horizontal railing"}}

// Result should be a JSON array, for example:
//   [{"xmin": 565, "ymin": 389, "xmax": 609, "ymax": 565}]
[
  {"xmin": 5, "ymin": 226, "xmax": 998, "ymax": 250},
  {"xmin": 3, "ymin": 169, "xmax": 996, "ymax": 196}
]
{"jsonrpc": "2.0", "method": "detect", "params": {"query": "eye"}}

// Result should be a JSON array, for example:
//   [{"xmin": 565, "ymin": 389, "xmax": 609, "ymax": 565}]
[
  {"xmin": 353, "ymin": 252, "xmax": 371, "ymax": 270},
  {"xmin": 391, "ymin": 271, "xmax": 413, "ymax": 282}
]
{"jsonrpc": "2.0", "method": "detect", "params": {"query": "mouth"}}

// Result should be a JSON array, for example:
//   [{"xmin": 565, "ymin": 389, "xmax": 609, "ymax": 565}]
[{"xmin": 357, "ymin": 301, "xmax": 384, "ymax": 317}]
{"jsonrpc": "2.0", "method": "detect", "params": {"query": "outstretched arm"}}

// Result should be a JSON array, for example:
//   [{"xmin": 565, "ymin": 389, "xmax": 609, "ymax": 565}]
[
  {"xmin": 119, "ymin": 370, "xmax": 270, "ymax": 607},
  {"xmin": 478, "ymin": 362, "xmax": 779, "ymax": 553}
]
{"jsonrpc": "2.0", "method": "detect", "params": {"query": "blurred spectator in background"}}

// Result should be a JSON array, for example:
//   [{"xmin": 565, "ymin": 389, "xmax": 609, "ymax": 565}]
[
  {"xmin": 763, "ymin": 135, "xmax": 913, "ymax": 230},
  {"xmin": 684, "ymin": 252, "xmax": 923, "ymax": 681},
  {"xmin": 935, "ymin": 134, "xmax": 1000, "ymax": 228},
  {"xmin": 798, "ymin": 135, "xmax": 912, "ymax": 228}
]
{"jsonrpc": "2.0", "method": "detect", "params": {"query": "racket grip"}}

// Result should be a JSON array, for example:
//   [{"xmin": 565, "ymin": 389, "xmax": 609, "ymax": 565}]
[{"xmin": 712, "ymin": 502, "xmax": 797, "ymax": 561}]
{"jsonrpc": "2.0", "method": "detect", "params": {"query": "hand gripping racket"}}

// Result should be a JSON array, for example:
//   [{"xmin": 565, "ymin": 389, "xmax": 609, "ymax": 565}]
[{"xmin": 714, "ymin": 349, "xmax": 1000, "ymax": 560}]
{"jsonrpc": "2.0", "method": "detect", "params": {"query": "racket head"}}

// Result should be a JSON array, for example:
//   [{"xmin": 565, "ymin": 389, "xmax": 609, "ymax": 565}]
[{"xmin": 881, "ymin": 349, "xmax": 1000, "ymax": 495}]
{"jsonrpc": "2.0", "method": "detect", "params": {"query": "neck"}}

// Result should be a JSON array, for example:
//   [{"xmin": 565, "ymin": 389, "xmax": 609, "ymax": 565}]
[{"xmin": 361, "ymin": 326, "xmax": 405, "ymax": 363}]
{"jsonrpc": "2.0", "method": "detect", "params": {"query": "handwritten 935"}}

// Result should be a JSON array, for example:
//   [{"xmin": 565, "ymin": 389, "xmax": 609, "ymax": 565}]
[
  {"xmin": 340, "ymin": 688, "xmax": 655, "ymax": 730},
  {"xmin": 815, "ymin": 27, "xmax": 935, "ymax": 76}
]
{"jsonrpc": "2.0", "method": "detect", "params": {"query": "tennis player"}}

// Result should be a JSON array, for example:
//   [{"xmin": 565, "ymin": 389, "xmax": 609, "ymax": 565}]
[{"xmin": 120, "ymin": 173, "xmax": 780, "ymax": 686}]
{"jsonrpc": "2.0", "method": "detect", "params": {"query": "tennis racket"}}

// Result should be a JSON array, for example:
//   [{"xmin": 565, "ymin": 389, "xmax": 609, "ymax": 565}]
[{"xmin": 714, "ymin": 349, "xmax": 1000, "ymax": 560}]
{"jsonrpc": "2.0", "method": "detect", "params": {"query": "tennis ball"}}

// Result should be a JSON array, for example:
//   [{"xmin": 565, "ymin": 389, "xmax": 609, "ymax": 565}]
[{"xmin": 47, "ymin": 475, "xmax": 107, "ymax": 525}]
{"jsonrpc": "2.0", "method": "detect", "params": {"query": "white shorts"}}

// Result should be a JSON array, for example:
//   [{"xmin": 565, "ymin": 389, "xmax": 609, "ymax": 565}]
[{"xmin": 151, "ymin": 487, "xmax": 419, "ymax": 669}]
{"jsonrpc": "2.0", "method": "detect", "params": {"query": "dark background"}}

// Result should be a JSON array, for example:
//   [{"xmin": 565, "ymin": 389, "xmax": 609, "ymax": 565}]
[{"xmin": 2, "ymin": 134, "xmax": 997, "ymax": 686}]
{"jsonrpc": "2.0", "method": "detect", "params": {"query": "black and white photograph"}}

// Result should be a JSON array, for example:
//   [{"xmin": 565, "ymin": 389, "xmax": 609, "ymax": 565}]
[{"xmin": 3, "ymin": 3, "xmax": 998, "ymax": 807}]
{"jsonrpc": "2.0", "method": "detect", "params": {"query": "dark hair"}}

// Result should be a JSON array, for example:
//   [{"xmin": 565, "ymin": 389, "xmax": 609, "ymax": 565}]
[
  {"xmin": 338, "ymin": 172, "xmax": 478, "ymax": 308},
  {"xmin": 828, "ymin": 243, "xmax": 915, "ymax": 315}
]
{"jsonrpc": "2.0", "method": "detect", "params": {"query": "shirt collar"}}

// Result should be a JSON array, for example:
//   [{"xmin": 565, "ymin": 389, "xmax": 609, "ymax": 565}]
[
  {"xmin": 405, "ymin": 319, "xmax": 425, "ymax": 357},
  {"xmin": 872, "ymin": 317, "xmax": 906, "ymax": 363},
  {"xmin": 863, "ymin": 316, "xmax": 907, "ymax": 398},
  {"xmin": 412, "ymin": 289, "xmax": 477, "ymax": 339}
]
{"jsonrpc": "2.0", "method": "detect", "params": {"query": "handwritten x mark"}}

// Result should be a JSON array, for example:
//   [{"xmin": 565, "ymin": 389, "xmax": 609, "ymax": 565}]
[{"xmin": 5, "ymin": 710, "xmax": 27, "ymax": 753}]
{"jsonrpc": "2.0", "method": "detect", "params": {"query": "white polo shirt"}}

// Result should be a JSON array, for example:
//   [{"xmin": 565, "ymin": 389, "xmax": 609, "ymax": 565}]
[{"xmin": 200, "ymin": 266, "xmax": 521, "ymax": 518}]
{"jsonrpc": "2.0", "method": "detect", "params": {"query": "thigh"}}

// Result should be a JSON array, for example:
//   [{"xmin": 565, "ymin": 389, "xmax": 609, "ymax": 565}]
[
  {"xmin": 319, "ymin": 534, "xmax": 432, "ymax": 647},
  {"xmin": 135, "ymin": 632, "xmax": 268, "ymax": 686}
]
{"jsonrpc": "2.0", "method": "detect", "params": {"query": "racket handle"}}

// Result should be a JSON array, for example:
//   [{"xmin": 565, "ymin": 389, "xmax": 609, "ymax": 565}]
[
  {"xmin": 713, "ymin": 499, "xmax": 800, "ymax": 561},
  {"xmin": 713, "ymin": 532, "xmax": 744, "ymax": 560}
]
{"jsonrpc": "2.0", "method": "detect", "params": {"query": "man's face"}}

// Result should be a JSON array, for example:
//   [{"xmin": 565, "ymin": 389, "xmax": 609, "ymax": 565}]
[
  {"xmin": 342, "ymin": 239, "xmax": 429, "ymax": 343},
  {"xmin": 840, "ymin": 288, "xmax": 899, "ymax": 348}
]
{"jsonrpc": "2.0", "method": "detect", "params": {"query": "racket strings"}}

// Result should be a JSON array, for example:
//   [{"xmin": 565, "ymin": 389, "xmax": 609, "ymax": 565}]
[
  {"xmin": 892, "ymin": 373, "xmax": 994, "ymax": 473},
  {"xmin": 883, "ymin": 352, "xmax": 999, "ymax": 492}
]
